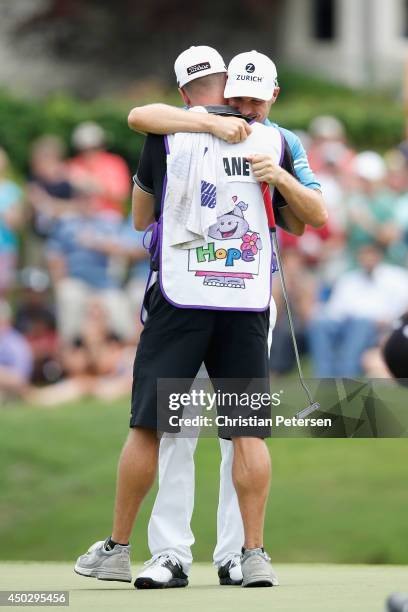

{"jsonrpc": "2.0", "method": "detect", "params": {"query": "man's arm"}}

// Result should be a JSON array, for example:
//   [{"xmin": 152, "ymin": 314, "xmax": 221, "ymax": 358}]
[
  {"xmin": 45, "ymin": 224, "xmax": 68, "ymax": 284},
  {"xmin": 1, "ymin": 201, "xmax": 24, "ymax": 232},
  {"xmin": 247, "ymin": 154, "xmax": 328, "ymax": 229},
  {"xmin": 0, "ymin": 366, "xmax": 28, "ymax": 394},
  {"xmin": 46, "ymin": 252, "xmax": 67, "ymax": 284},
  {"xmin": 128, "ymin": 104, "xmax": 251, "ymax": 144},
  {"xmin": 75, "ymin": 232, "xmax": 148, "ymax": 260},
  {"xmin": 132, "ymin": 133, "xmax": 158, "ymax": 231},
  {"xmin": 276, "ymin": 205, "xmax": 306, "ymax": 236},
  {"xmin": 132, "ymin": 185, "xmax": 155, "ymax": 231}
]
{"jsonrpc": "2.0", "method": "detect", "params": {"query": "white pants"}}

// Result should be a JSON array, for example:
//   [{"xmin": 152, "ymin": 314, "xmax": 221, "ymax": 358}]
[
  {"xmin": 147, "ymin": 303, "xmax": 277, "ymax": 574},
  {"xmin": 148, "ymin": 435, "xmax": 243, "ymax": 573}
]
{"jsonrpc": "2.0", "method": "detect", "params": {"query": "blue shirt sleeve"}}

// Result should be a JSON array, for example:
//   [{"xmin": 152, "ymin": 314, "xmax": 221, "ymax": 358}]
[
  {"xmin": 266, "ymin": 121, "xmax": 321, "ymax": 191},
  {"xmin": 7, "ymin": 331, "xmax": 33, "ymax": 381},
  {"xmin": 0, "ymin": 182, "xmax": 22, "ymax": 208},
  {"xmin": 46, "ymin": 223, "xmax": 66, "ymax": 256}
]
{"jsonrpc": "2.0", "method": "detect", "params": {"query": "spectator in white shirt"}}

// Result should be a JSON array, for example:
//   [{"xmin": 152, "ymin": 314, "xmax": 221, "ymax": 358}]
[{"xmin": 308, "ymin": 243, "xmax": 408, "ymax": 377}]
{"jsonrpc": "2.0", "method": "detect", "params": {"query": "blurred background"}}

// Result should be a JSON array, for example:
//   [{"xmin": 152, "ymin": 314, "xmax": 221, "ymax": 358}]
[{"xmin": 0, "ymin": 0, "xmax": 408, "ymax": 565}]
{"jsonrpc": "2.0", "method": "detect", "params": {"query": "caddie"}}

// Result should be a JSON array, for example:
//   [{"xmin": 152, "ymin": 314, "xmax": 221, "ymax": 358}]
[{"xmin": 74, "ymin": 47, "xmax": 327, "ymax": 590}]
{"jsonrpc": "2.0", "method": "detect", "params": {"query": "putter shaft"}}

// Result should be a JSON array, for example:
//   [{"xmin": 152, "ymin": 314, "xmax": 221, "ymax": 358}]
[{"xmin": 271, "ymin": 231, "xmax": 318, "ymax": 418}]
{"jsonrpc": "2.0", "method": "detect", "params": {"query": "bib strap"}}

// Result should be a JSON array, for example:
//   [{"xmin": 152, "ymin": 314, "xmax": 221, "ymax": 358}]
[{"xmin": 143, "ymin": 218, "xmax": 161, "ymax": 270}]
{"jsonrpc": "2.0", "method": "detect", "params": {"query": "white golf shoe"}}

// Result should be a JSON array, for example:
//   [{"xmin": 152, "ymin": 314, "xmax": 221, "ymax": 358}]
[
  {"xmin": 134, "ymin": 553, "xmax": 188, "ymax": 589},
  {"xmin": 218, "ymin": 553, "xmax": 243, "ymax": 585}
]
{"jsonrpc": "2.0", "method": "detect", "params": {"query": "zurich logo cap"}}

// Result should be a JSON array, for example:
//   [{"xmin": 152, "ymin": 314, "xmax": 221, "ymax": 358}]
[{"xmin": 224, "ymin": 50, "xmax": 278, "ymax": 101}]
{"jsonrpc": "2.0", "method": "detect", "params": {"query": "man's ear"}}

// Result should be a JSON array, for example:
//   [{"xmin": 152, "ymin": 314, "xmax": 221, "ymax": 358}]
[
  {"xmin": 179, "ymin": 87, "xmax": 191, "ymax": 107},
  {"xmin": 271, "ymin": 87, "xmax": 280, "ymax": 104}
]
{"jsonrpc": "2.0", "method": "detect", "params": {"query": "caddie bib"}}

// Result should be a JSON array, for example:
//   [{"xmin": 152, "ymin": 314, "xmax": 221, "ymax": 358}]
[{"xmin": 160, "ymin": 122, "xmax": 284, "ymax": 311}]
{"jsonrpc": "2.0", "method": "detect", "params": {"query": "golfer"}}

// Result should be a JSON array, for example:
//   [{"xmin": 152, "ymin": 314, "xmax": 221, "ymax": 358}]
[
  {"xmin": 75, "ymin": 47, "xmax": 327, "ymax": 589},
  {"xmin": 127, "ymin": 48, "xmax": 326, "ymax": 586}
]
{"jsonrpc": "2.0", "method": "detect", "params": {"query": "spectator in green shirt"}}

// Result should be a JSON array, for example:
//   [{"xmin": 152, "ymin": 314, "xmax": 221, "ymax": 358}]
[{"xmin": 345, "ymin": 151, "xmax": 403, "ymax": 265}]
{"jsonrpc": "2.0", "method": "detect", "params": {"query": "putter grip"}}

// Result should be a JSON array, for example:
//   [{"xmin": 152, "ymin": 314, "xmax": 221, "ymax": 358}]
[{"xmin": 261, "ymin": 181, "xmax": 276, "ymax": 230}]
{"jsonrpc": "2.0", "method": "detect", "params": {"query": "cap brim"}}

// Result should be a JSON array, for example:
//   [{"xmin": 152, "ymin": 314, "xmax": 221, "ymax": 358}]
[{"xmin": 224, "ymin": 82, "xmax": 272, "ymax": 101}]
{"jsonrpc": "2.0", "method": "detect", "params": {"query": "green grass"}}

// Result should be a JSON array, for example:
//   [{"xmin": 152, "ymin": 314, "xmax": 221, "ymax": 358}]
[
  {"xmin": 1, "ymin": 563, "xmax": 407, "ymax": 612},
  {"xmin": 1, "ymin": 398, "xmax": 408, "ymax": 564}
]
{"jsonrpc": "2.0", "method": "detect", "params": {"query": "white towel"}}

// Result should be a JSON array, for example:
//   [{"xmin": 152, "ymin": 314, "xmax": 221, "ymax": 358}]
[{"xmin": 165, "ymin": 107, "xmax": 233, "ymax": 249}]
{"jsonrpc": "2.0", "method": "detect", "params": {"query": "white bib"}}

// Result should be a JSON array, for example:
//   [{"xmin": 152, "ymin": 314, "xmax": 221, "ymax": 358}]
[{"xmin": 160, "ymin": 122, "xmax": 283, "ymax": 311}]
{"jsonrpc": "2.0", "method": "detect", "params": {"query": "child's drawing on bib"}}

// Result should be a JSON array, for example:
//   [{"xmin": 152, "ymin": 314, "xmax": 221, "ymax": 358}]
[
  {"xmin": 208, "ymin": 200, "xmax": 249, "ymax": 241},
  {"xmin": 190, "ymin": 196, "xmax": 262, "ymax": 289}
]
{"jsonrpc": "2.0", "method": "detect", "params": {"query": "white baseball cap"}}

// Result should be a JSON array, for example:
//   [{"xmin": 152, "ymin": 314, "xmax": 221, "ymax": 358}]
[
  {"xmin": 309, "ymin": 115, "xmax": 345, "ymax": 140},
  {"xmin": 224, "ymin": 51, "xmax": 278, "ymax": 101},
  {"xmin": 174, "ymin": 46, "xmax": 227, "ymax": 88},
  {"xmin": 72, "ymin": 121, "xmax": 106, "ymax": 150},
  {"xmin": 353, "ymin": 151, "xmax": 387, "ymax": 182}
]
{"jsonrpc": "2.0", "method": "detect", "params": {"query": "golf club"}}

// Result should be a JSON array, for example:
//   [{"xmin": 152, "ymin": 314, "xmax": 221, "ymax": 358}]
[{"xmin": 261, "ymin": 181, "xmax": 320, "ymax": 419}]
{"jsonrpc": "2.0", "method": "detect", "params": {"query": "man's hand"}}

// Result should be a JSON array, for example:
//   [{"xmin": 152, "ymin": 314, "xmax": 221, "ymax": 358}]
[
  {"xmin": 246, "ymin": 154, "xmax": 283, "ymax": 185},
  {"xmin": 248, "ymin": 154, "xmax": 328, "ymax": 230},
  {"xmin": 209, "ymin": 115, "xmax": 252, "ymax": 144}
]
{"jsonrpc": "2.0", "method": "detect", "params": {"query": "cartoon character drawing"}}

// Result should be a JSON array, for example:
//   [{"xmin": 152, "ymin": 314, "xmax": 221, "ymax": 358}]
[
  {"xmin": 195, "ymin": 197, "xmax": 262, "ymax": 289},
  {"xmin": 208, "ymin": 200, "xmax": 249, "ymax": 240}
]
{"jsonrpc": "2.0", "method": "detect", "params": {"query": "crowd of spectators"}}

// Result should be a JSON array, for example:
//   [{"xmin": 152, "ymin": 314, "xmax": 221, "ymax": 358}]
[
  {"xmin": 0, "ymin": 121, "xmax": 147, "ymax": 405},
  {"xmin": 271, "ymin": 115, "xmax": 408, "ymax": 380},
  {"xmin": 1, "ymin": 115, "xmax": 408, "ymax": 405}
]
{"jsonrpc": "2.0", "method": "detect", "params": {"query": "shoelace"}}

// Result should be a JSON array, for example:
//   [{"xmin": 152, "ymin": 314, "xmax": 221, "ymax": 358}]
[
  {"xmin": 221, "ymin": 552, "xmax": 241, "ymax": 568},
  {"xmin": 87, "ymin": 541, "xmax": 106, "ymax": 554},
  {"xmin": 242, "ymin": 548, "xmax": 271, "ymax": 563},
  {"xmin": 144, "ymin": 553, "xmax": 180, "ymax": 568}
]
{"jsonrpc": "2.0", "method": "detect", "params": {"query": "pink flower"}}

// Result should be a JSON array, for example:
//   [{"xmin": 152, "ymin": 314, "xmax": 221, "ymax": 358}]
[{"xmin": 241, "ymin": 232, "xmax": 261, "ymax": 255}]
